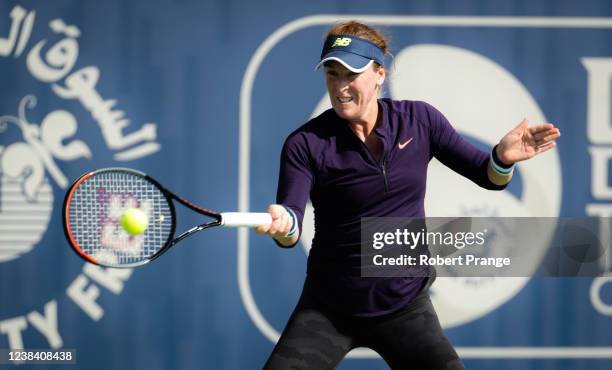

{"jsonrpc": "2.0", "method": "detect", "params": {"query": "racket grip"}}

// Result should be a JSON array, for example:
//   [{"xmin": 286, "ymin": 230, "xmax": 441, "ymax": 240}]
[{"xmin": 220, "ymin": 212, "xmax": 272, "ymax": 227}]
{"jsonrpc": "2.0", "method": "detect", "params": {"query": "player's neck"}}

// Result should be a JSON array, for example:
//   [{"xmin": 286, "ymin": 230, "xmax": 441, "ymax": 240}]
[{"xmin": 348, "ymin": 100, "xmax": 379, "ymax": 142}]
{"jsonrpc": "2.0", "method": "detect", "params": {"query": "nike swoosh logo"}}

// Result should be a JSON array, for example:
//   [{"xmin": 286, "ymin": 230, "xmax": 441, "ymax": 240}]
[{"xmin": 398, "ymin": 137, "xmax": 414, "ymax": 150}]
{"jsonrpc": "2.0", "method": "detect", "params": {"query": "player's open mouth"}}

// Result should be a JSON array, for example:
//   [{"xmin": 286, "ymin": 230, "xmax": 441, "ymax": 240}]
[{"xmin": 337, "ymin": 97, "xmax": 353, "ymax": 103}]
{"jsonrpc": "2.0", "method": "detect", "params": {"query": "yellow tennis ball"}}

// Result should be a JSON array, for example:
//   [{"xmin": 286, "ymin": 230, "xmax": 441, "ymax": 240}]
[{"xmin": 119, "ymin": 208, "xmax": 148, "ymax": 235}]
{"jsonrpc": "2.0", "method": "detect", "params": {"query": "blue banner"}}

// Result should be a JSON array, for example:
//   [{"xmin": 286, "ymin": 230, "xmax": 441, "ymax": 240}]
[{"xmin": 1, "ymin": 1, "xmax": 612, "ymax": 369}]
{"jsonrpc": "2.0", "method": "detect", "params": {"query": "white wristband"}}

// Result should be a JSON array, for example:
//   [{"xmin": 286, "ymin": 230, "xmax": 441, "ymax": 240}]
[{"xmin": 283, "ymin": 206, "xmax": 298, "ymax": 238}]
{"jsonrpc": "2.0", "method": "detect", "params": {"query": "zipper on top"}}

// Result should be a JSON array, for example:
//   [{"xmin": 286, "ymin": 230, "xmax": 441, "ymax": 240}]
[
  {"xmin": 381, "ymin": 158, "xmax": 389, "ymax": 192},
  {"xmin": 341, "ymin": 120, "xmax": 390, "ymax": 192},
  {"xmin": 358, "ymin": 136, "xmax": 390, "ymax": 193}
]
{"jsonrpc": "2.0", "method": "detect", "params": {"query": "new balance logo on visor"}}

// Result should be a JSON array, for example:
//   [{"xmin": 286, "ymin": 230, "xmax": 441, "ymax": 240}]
[{"xmin": 332, "ymin": 37, "xmax": 352, "ymax": 47}]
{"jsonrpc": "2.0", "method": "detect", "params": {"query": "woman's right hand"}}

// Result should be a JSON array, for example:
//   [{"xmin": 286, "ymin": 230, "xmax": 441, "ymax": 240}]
[{"xmin": 255, "ymin": 205, "xmax": 298, "ymax": 246}]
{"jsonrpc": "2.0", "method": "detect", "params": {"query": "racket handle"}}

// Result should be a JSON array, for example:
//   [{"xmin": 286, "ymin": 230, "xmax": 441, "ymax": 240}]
[{"xmin": 220, "ymin": 212, "xmax": 272, "ymax": 227}]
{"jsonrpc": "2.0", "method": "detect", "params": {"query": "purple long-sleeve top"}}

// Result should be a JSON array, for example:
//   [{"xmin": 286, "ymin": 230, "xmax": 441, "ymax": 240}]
[{"xmin": 276, "ymin": 99, "xmax": 506, "ymax": 317}]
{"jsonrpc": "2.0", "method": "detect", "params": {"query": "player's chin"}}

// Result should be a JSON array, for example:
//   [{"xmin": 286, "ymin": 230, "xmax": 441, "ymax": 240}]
[{"xmin": 332, "ymin": 106, "xmax": 359, "ymax": 121}]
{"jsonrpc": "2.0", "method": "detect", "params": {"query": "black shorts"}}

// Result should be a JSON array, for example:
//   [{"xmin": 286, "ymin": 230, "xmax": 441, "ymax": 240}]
[{"xmin": 263, "ymin": 274, "xmax": 465, "ymax": 370}]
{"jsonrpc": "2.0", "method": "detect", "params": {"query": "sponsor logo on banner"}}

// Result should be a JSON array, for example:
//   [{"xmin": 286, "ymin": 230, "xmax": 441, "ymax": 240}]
[{"xmin": 0, "ymin": 4, "xmax": 160, "ymax": 351}]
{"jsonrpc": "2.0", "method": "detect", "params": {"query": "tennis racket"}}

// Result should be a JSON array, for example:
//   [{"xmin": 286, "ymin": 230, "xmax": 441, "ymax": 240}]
[{"xmin": 62, "ymin": 167, "xmax": 271, "ymax": 268}]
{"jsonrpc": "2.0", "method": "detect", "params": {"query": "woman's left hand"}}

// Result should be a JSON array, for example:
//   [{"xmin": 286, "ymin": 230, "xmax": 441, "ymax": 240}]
[{"xmin": 496, "ymin": 118, "xmax": 561, "ymax": 165}]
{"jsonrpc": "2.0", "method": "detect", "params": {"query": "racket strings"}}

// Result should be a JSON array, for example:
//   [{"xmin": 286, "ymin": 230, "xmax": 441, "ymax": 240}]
[{"xmin": 68, "ymin": 171, "xmax": 173, "ymax": 266}]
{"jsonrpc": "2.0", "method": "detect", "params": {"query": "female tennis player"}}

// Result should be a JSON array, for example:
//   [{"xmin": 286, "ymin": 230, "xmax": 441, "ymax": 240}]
[{"xmin": 256, "ymin": 21, "xmax": 560, "ymax": 369}]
